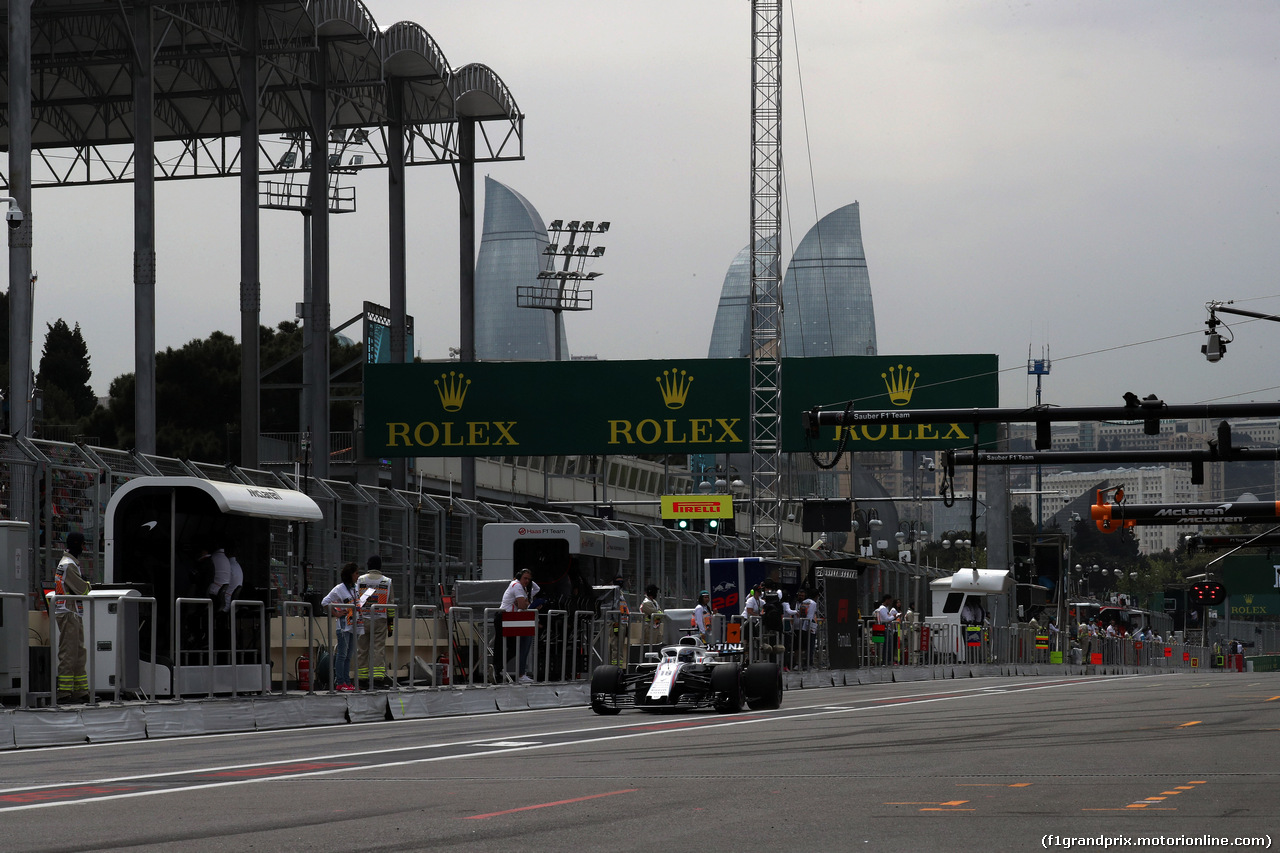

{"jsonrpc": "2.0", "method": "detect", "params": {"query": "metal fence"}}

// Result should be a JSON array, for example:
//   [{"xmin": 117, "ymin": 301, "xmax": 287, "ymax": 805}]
[{"xmin": 0, "ymin": 434, "xmax": 765, "ymax": 614}]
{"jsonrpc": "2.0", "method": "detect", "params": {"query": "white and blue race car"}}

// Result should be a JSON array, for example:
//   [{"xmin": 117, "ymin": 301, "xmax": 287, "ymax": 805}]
[{"xmin": 589, "ymin": 637, "xmax": 783, "ymax": 715}]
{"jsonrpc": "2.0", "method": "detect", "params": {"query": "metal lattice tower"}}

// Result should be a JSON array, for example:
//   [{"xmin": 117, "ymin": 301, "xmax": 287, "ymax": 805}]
[{"xmin": 748, "ymin": 0, "xmax": 783, "ymax": 557}]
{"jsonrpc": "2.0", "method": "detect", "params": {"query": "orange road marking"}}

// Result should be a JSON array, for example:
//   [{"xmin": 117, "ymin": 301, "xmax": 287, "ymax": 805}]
[
  {"xmin": 1266, "ymin": 696, "xmax": 1279, "ymax": 702},
  {"xmin": 1178, "ymin": 721, "xmax": 1201, "ymax": 727},
  {"xmin": 920, "ymin": 808, "xmax": 975, "ymax": 812},
  {"xmin": 1084, "ymin": 808, "xmax": 1177, "ymax": 812},
  {"xmin": 1160, "ymin": 791, "xmax": 1182, "ymax": 795},
  {"xmin": 464, "ymin": 789, "xmax": 637, "ymax": 819},
  {"xmin": 1189, "ymin": 780, "xmax": 1206, "ymax": 784},
  {"xmin": 940, "ymin": 800, "xmax": 970, "ymax": 806},
  {"xmin": 956, "ymin": 783, "xmax": 1032, "ymax": 787}
]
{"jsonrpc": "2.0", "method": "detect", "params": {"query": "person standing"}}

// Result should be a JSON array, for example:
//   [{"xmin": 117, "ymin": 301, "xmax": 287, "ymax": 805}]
[
  {"xmin": 740, "ymin": 583, "xmax": 763, "ymax": 655},
  {"xmin": 640, "ymin": 584, "xmax": 664, "ymax": 646},
  {"xmin": 356, "ymin": 555, "xmax": 394, "ymax": 688},
  {"xmin": 609, "ymin": 574, "xmax": 630, "ymax": 665},
  {"xmin": 52, "ymin": 532, "xmax": 91, "ymax": 702},
  {"xmin": 321, "ymin": 562, "xmax": 361, "ymax": 692},
  {"xmin": 795, "ymin": 588, "xmax": 818, "ymax": 670},
  {"xmin": 207, "ymin": 538, "xmax": 233, "ymax": 655},
  {"xmin": 691, "ymin": 590, "xmax": 712, "ymax": 644},
  {"xmin": 874, "ymin": 594, "xmax": 894, "ymax": 666},
  {"xmin": 207, "ymin": 539, "xmax": 231, "ymax": 602},
  {"xmin": 501, "ymin": 568, "xmax": 540, "ymax": 683},
  {"xmin": 223, "ymin": 542, "xmax": 244, "ymax": 612}
]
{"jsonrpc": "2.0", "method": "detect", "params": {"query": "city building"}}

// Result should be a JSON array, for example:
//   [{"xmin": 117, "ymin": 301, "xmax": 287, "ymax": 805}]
[
  {"xmin": 474, "ymin": 176, "xmax": 569, "ymax": 360},
  {"xmin": 1031, "ymin": 466, "xmax": 1198, "ymax": 554},
  {"xmin": 707, "ymin": 201, "xmax": 877, "ymax": 359},
  {"xmin": 779, "ymin": 201, "xmax": 877, "ymax": 358}
]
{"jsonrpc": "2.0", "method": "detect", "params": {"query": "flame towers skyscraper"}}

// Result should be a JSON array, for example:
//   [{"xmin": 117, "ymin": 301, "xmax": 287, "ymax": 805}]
[{"xmin": 708, "ymin": 201, "xmax": 876, "ymax": 359}]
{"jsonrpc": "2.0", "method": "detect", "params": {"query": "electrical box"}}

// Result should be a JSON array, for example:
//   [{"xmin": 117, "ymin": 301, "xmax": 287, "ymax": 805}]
[{"xmin": 0, "ymin": 521, "xmax": 33, "ymax": 696}]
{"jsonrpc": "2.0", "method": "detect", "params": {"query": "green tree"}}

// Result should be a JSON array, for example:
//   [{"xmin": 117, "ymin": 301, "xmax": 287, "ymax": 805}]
[
  {"xmin": 36, "ymin": 318, "xmax": 98, "ymax": 426},
  {"xmin": 90, "ymin": 323, "xmax": 362, "ymax": 461}
]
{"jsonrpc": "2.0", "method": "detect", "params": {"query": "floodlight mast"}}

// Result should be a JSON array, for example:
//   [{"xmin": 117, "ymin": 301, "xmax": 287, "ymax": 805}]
[{"xmin": 748, "ymin": 0, "xmax": 784, "ymax": 558}]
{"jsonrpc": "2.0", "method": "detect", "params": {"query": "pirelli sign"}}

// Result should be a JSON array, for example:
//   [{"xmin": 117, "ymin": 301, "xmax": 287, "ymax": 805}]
[{"xmin": 661, "ymin": 495, "xmax": 734, "ymax": 520}]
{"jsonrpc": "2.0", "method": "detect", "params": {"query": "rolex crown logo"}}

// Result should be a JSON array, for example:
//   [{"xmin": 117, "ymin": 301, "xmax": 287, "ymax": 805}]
[
  {"xmin": 656, "ymin": 368, "xmax": 693, "ymax": 410},
  {"xmin": 883, "ymin": 364, "xmax": 919, "ymax": 407},
  {"xmin": 435, "ymin": 371, "xmax": 471, "ymax": 412},
  {"xmin": 1243, "ymin": 594, "xmax": 1254, "ymax": 605}
]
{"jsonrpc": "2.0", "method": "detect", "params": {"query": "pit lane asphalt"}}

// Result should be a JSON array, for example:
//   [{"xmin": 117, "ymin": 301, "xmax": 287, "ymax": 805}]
[{"xmin": 1, "ymin": 672, "xmax": 1276, "ymax": 852}]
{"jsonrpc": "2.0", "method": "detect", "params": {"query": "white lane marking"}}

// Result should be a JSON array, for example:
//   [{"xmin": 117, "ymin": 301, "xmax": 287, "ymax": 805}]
[
  {"xmin": 0, "ymin": 674, "xmax": 1148, "ymax": 812},
  {"xmin": 474, "ymin": 741, "xmax": 540, "ymax": 747}
]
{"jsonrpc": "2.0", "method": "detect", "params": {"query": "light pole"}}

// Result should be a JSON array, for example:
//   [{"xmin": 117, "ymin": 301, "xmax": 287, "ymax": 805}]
[
  {"xmin": 517, "ymin": 219, "xmax": 609, "ymax": 362},
  {"xmin": 852, "ymin": 509, "xmax": 883, "ymax": 557},
  {"xmin": 942, "ymin": 530, "xmax": 973, "ymax": 569}
]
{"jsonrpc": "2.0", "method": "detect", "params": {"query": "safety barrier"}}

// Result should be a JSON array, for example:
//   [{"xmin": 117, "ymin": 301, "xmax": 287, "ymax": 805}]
[
  {"xmin": 45, "ymin": 592, "xmax": 159, "ymax": 707},
  {"xmin": 407, "ymin": 604, "xmax": 444, "ymax": 687},
  {"xmin": 279, "ymin": 601, "xmax": 315, "ymax": 694},
  {"xmin": 0, "ymin": 592, "xmax": 30, "ymax": 709},
  {"xmin": 849, "ymin": 617, "xmax": 1218, "ymax": 671},
  {"xmin": 446, "ymin": 606, "xmax": 479, "ymax": 686},
  {"xmin": 228, "ymin": 599, "xmax": 267, "ymax": 698},
  {"xmin": 21, "ymin": 604, "xmax": 1249, "ymax": 711},
  {"xmin": 174, "ymin": 596, "xmax": 217, "ymax": 698}
]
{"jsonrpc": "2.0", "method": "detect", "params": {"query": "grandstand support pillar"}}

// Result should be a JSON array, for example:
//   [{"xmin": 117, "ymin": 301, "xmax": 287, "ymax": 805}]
[
  {"xmin": 458, "ymin": 118, "xmax": 476, "ymax": 500},
  {"xmin": 387, "ymin": 80, "xmax": 409, "ymax": 490},
  {"xmin": 7, "ymin": 0, "xmax": 33, "ymax": 444},
  {"xmin": 132, "ymin": 3, "xmax": 157, "ymax": 455},
  {"xmin": 238, "ymin": 2, "xmax": 261, "ymax": 468},
  {"xmin": 306, "ymin": 40, "xmax": 331, "ymax": 480}
]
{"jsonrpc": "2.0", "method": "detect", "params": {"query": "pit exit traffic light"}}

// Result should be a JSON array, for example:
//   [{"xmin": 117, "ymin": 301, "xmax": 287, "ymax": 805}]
[{"xmin": 1189, "ymin": 581, "xmax": 1226, "ymax": 606}]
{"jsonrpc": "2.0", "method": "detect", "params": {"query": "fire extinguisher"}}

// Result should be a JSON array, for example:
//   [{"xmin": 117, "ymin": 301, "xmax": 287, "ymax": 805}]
[
  {"xmin": 436, "ymin": 654, "xmax": 450, "ymax": 686},
  {"xmin": 296, "ymin": 654, "xmax": 311, "ymax": 691}
]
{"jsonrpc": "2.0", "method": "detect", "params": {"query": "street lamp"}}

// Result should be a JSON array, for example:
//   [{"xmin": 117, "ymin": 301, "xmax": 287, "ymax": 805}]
[
  {"xmin": 517, "ymin": 219, "xmax": 609, "ymax": 362},
  {"xmin": 852, "ymin": 509, "xmax": 882, "ymax": 557},
  {"xmin": 895, "ymin": 522, "xmax": 927, "ymax": 563},
  {"xmin": 690, "ymin": 464, "xmax": 745, "ymax": 535}
]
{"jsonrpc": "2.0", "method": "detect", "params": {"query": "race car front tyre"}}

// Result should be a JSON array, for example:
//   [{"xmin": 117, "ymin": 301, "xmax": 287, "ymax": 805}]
[
  {"xmin": 711, "ymin": 663, "xmax": 744, "ymax": 712},
  {"xmin": 590, "ymin": 664, "xmax": 625, "ymax": 715},
  {"xmin": 743, "ymin": 662, "xmax": 783, "ymax": 710}
]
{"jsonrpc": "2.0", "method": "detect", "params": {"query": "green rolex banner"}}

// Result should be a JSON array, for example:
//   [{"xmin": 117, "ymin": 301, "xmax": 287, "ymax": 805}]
[
  {"xmin": 365, "ymin": 360, "xmax": 749, "ymax": 457},
  {"xmin": 1221, "ymin": 555, "xmax": 1280, "ymax": 618},
  {"xmin": 364, "ymin": 354, "xmax": 998, "ymax": 458}
]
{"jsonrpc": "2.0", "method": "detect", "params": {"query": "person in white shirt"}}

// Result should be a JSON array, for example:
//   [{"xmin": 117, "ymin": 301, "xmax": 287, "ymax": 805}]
[
  {"xmin": 207, "ymin": 542, "xmax": 231, "ymax": 599},
  {"xmin": 691, "ymin": 590, "xmax": 712, "ymax": 643},
  {"xmin": 222, "ymin": 542, "xmax": 245, "ymax": 613},
  {"xmin": 874, "ymin": 595, "xmax": 894, "ymax": 665},
  {"xmin": 500, "ymin": 568, "xmax": 540, "ymax": 682},
  {"xmin": 320, "ymin": 562, "xmax": 361, "ymax": 691},
  {"xmin": 795, "ymin": 588, "xmax": 818, "ymax": 669}
]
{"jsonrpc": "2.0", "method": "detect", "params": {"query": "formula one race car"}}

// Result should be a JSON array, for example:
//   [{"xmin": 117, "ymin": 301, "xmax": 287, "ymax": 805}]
[{"xmin": 589, "ymin": 637, "xmax": 783, "ymax": 715}]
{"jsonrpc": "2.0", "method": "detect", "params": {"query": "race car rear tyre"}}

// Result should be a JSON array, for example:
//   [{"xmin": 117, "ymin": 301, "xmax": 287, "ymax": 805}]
[
  {"xmin": 743, "ymin": 662, "xmax": 783, "ymax": 710},
  {"xmin": 590, "ymin": 665, "xmax": 625, "ymax": 715},
  {"xmin": 711, "ymin": 663, "xmax": 744, "ymax": 713}
]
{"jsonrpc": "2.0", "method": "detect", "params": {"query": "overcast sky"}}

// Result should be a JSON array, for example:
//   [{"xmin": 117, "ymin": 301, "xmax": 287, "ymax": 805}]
[{"xmin": 26, "ymin": 1, "xmax": 1280, "ymax": 411}]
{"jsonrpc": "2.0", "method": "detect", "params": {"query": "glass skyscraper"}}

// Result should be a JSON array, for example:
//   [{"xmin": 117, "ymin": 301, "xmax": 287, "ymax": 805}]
[
  {"xmin": 474, "ymin": 176, "xmax": 568, "ymax": 360},
  {"xmin": 707, "ymin": 244, "xmax": 753, "ymax": 358},
  {"xmin": 708, "ymin": 201, "xmax": 876, "ymax": 358}
]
